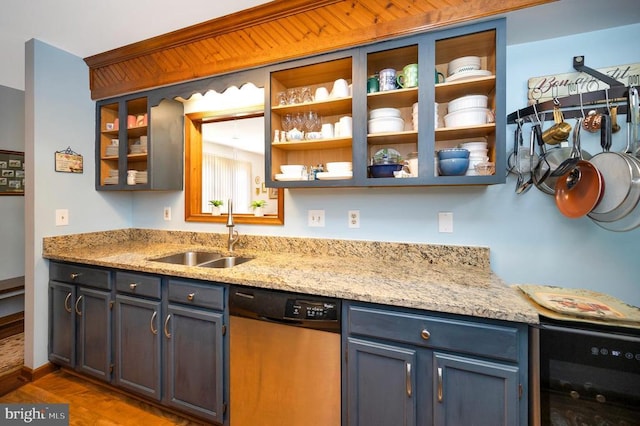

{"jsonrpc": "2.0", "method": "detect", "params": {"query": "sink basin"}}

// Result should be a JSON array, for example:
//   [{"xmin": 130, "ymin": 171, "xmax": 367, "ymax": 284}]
[
  {"xmin": 150, "ymin": 251, "xmax": 223, "ymax": 266},
  {"xmin": 199, "ymin": 256, "xmax": 253, "ymax": 268},
  {"xmin": 150, "ymin": 251, "xmax": 253, "ymax": 268}
]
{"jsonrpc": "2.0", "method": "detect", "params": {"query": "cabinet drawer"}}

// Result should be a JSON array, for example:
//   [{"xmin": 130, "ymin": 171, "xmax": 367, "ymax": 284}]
[
  {"xmin": 116, "ymin": 272, "xmax": 161, "ymax": 299},
  {"xmin": 347, "ymin": 305, "xmax": 520, "ymax": 362},
  {"xmin": 168, "ymin": 279, "xmax": 225, "ymax": 311},
  {"xmin": 50, "ymin": 262, "xmax": 111, "ymax": 290}
]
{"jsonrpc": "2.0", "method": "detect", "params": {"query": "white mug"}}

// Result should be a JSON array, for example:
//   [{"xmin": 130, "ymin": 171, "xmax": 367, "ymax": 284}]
[
  {"xmin": 315, "ymin": 87, "xmax": 329, "ymax": 101},
  {"xmin": 334, "ymin": 121, "xmax": 342, "ymax": 138},
  {"xmin": 321, "ymin": 123, "xmax": 334, "ymax": 139},
  {"xmin": 127, "ymin": 170, "xmax": 137, "ymax": 185},
  {"xmin": 378, "ymin": 68, "xmax": 398, "ymax": 91},
  {"xmin": 339, "ymin": 116, "xmax": 352, "ymax": 137},
  {"xmin": 331, "ymin": 79, "xmax": 349, "ymax": 98}
]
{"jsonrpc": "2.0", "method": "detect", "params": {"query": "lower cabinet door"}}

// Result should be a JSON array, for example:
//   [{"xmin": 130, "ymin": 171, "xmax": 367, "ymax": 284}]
[
  {"xmin": 433, "ymin": 352, "xmax": 519, "ymax": 426},
  {"xmin": 164, "ymin": 304, "xmax": 224, "ymax": 422},
  {"xmin": 347, "ymin": 337, "xmax": 417, "ymax": 426},
  {"xmin": 76, "ymin": 286, "xmax": 112, "ymax": 381},
  {"xmin": 115, "ymin": 294, "xmax": 162, "ymax": 400},
  {"xmin": 48, "ymin": 281, "xmax": 76, "ymax": 367}
]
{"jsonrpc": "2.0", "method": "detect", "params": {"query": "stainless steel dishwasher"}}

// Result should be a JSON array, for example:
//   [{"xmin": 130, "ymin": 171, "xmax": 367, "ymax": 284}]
[{"xmin": 229, "ymin": 285, "xmax": 341, "ymax": 426}]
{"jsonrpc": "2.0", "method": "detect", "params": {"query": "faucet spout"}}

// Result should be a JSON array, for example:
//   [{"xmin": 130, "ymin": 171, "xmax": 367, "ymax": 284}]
[{"xmin": 226, "ymin": 198, "xmax": 239, "ymax": 252}]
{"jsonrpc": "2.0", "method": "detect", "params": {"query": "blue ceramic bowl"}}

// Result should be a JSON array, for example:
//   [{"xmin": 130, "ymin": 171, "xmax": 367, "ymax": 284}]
[
  {"xmin": 438, "ymin": 158, "xmax": 469, "ymax": 176},
  {"xmin": 438, "ymin": 148, "xmax": 470, "ymax": 160},
  {"xmin": 368, "ymin": 163, "xmax": 403, "ymax": 178}
]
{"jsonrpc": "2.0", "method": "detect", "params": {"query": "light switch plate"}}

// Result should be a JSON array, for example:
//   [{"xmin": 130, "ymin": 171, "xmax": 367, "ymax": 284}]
[
  {"xmin": 308, "ymin": 210, "xmax": 325, "ymax": 227},
  {"xmin": 55, "ymin": 209, "xmax": 69, "ymax": 226},
  {"xmin": 438, "ymin": 212, "xmax": 453, "ymax": 233}
]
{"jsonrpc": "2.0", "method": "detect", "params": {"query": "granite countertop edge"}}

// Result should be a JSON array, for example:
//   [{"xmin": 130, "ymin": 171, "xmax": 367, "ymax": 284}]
[{"xmin": 42, "ymin": 229, "xmax": 539, "ymax": 324}]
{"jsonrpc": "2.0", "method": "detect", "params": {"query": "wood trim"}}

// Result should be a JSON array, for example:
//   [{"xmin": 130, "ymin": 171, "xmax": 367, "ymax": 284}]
[
  {"xmin": 84, "ymin": 0, "xmax": 343, "ymax": 68},
  {"xmin": 84, "ymin": 0, "xmax": 555, "ymax": 100},
  {"xmin": 20, "ymin": 363, "xmax": 59, "ymax": 383}
]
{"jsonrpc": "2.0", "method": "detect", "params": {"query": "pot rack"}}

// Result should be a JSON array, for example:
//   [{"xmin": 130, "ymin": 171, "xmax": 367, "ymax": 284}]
[{"xmin": 507, "ymin": 56, "xmax": 638, "ymax": 124}]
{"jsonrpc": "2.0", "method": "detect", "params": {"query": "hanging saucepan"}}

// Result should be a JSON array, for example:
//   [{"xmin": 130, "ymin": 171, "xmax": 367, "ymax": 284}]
[
  {"xmin": 589, "ymin": 90, "xmax": 640, "ymax": 231},
  {"xmin": 533, "ymin": 119, "xmax": 592, "ymax": 195},
  {"xmin": 554, "ymin": 119, "xmax": 603, "ymax": 218}
]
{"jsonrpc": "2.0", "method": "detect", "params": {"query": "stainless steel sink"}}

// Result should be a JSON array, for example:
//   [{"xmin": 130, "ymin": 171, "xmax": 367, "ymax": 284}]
[
  {"xmin": 150, "ymin": 251, "xmax": 253, "ymax": 268},
  {"xmin": 150, "ymin": 251, "xmax": 223, "ymax": 266},
  {"xmin": 199, "ymin": 256, "xmax": 253, "ymax": 268}
]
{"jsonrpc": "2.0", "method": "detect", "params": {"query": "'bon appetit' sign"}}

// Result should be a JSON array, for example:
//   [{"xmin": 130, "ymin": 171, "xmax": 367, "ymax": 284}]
[{"xmin": 528, "ymin": 62, "xmax": 640, "ymax": 104}]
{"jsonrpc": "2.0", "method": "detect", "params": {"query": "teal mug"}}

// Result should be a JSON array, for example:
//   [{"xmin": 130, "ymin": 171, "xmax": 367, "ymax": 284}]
[
  {"xmin": 367, "ymin": 75, "xmax": 379, "ymax": 93},
  {"xmin": 397, "ymin": 63, "xmax": 418, "ymax": 88},
  {"xmin": 435, "ymin": 70, "xmax": 445, "ymax": 84}
]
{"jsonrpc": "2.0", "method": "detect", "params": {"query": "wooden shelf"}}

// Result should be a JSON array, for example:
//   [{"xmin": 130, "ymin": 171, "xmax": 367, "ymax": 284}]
[
  {"xmin": 435, "ymin": 76, "xmax": 496, "ymax": 103},
  {"xmin": 435, "ymin": 123, "xmax": 495, "ymax": 141},
  {"xmin": 272, "ymin": 137, "xmax": 352, "ymax": 151},
  {"xmin": 367, "ymin": 130, "xmax": 417, "ymax": 145},
  {"xmin": 367, "ymin": 88, "xmax": 419, "ymax": 110}
]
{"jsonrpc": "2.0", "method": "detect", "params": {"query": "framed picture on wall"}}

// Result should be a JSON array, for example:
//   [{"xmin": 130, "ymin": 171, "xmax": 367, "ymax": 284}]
[{"xmin": 0, "ymin": 150, "xmax": 24, "ymax": 195}]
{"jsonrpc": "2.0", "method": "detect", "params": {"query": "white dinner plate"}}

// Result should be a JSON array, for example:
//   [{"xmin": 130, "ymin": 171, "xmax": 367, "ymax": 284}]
[
  {"xmin": 446, "ymin": 69, "xmax": 492, "ymax": 82},
  {"xmin": 316, "ymin": 171, "xmax": 353, "ymax": 180},
  {"xmin": 275, "ymin": 173, "xmax": 305, "ymax": 181}
]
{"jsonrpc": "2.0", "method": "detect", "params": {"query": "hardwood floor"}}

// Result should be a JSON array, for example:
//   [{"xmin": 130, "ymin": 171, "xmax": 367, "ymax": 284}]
[{"xmin": 0, "ymin": 370, "xmax": 209, "ymax": 425}]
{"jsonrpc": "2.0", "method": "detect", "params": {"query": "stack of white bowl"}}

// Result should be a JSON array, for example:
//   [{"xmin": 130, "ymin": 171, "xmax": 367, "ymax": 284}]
[
  {"xmin": 447, "ymin": 56, "xmax": 481, "ymax": 77},
  {"xmin": 368, "ymin": 108, "xmax": 404, "ymax": 134},
  {"xmin": 459, "ymin": 141, "xmax": 488, "ymax": 176},
  {"xmin": 444, "ymin": 94, "xmax": 489, "ymax": 128},
  {"xmin": 275, "ymin": 164, "xmax": 305, "ymax": 181}
]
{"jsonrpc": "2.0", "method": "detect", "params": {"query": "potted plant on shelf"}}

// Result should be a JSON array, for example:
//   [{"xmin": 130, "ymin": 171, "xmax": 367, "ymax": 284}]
[
  {"xmin": 209, "ymin": 200, "xmax": 223, "ymax": 216},
  {"xmin": 250, "ymin": 200, "xmax": 267, "ymax": 217}
]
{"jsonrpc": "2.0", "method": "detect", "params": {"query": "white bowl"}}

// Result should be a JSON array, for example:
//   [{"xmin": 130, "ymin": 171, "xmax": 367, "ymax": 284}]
[
  {"xmin": 326, "ymin": 162, "xmax": 353, "ymax": 173},
  {"xmin": 448, "ymin": 56, "xmax": 481, "ymax": 76},
  {"xmin": 280, "ymin": 164, "xmax": 305, "ymax": 176},
  {"xmin": 369, "ymin": 108, "xmax": 401, "ymax": 120},
  {"xmin": 447, "ymin": 95, "xmax": 488, "ymax": 113},
  {"xmin": 444, "ymin": 108, "xmax": 489, "ymax": 128},
  {"xmin": 459, "ymin": 141, "xmax": 488, "ymax": 150},
  {"xmin": 368, "ymin": 117, "xmax": 405, "ymax": 134}
]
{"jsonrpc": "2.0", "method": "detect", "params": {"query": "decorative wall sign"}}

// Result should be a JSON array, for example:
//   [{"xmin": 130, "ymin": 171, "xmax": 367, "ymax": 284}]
[
  {"xmin": 0, "ymin": 150, "xmax": 24, "ymax": 195},
  {"xmin": 527, "ymin": 62, "xmax": 640, "ymax": 104},
  {"xmin": 54, "ymin": 147, "xmax": 83, "ymax": 173}
]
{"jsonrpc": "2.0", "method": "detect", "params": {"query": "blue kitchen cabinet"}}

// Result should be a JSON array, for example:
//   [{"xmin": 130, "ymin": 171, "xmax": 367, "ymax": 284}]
[
  {"xmin": 48, "ymin": 262, "xmax": 112, "ymax": 382},
  {"xmin": 164, "ymin": 279, "xmax": 226, "ymax": 423},
  {"xmin": 114, "ymin": 272, "xmax": 162, "ymax": 400},
  {"xmin": 343, "ymin": 302, "xmax": 528, "ymax": 426}
]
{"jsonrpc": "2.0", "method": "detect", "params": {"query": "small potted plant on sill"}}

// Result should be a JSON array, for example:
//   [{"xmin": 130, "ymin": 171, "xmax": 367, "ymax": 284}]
[
  {"xmin": 250, "ymin": 200, "xmax": 267, "ymax": 217},
  {"xmin": 209, "ymin": 200, "xmax": 223, "ymax": 216}
]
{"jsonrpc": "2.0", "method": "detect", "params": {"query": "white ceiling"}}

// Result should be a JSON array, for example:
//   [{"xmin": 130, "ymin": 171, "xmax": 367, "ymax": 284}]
[{"xmin": 1, "ymin": 0, "xmax": 638, "ymax": 90}]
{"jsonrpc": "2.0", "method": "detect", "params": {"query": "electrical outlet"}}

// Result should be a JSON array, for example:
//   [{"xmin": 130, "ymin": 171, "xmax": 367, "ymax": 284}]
[
  {"xmin": 55, "ymin": 209, "xmax": 69, "ymax": 226},
  {"xmin": 308, "ymin": 210, "xmax": 325, "ymax": 227},
  {"xmin": 438, "ymin": 212, "xmax": 453, "ymax": 233},
  {"xmin": 348, "ymin": 210, "xmax": 360, "ymax": 228},
  {"xmin": 163, "ymin": 207, "xmax": 172, "ymax": 221}
]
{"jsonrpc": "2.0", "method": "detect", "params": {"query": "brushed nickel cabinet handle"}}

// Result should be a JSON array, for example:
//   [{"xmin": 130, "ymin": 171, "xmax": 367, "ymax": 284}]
[
  {"xmin": 64, "ymin": 292, "xmax": 72, "ymax": 313},
  {"xmin": 187, "ymin": 292, "xmax": 195, "ymax": 301},
  {"xmin": 129, "ymin": 283, "xmax": 138, "ymax": 291},
  {"xmin": 150, "ymin": 311, "xmax": 158, "ymax": 335},
  {"xmin": 437, "ymin": 367, "xmax": 443, "ymax": 402},
  {"xmin": 421, "ymin": 329, "xmax": 431, "ymax": 340},
  {"xmin": 163, "ymin": 314, "xmax": 171, "ymax": 339},
  {"xmin": 406, "ymin": 362, "xmax": 412, "ymax": 397},
  {"xmin": 75, "ymin": 295, "xmax": 83, "ymax": 316}
]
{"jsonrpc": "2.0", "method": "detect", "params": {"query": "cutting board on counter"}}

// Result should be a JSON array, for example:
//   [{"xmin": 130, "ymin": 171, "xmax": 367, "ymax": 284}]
[{"xmin": 513, "ymin": 284, "xmax": 640, "ymax": 328}]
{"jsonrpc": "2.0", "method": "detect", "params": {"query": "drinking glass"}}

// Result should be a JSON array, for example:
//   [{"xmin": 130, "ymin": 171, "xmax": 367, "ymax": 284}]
[{"xmin": 281, "ymin": 114, "xmax": 293, "ymax": 132}]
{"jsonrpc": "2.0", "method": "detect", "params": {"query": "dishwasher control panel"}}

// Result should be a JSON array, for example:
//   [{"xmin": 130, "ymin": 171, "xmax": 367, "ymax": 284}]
[{"xmin": 285, "ymin": 299, "xmax": 339, "ymax": 321}]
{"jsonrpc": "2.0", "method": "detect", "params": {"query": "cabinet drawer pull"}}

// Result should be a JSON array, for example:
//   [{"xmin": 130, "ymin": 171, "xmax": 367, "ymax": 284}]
[
  {"xmin": 420, "ymin": 329, "xmax": 431, "ymax": 340},
  {"xmin": 150, "ymin": 311, "xmax": 158, "ymax": 335},
  {"xmin": 64, "ymin": 292, "xmax": 72, "ymax": 313},
  {"xmin": 75, "ymin": 295, "xmax": 83, "ymax": 316},
  {"xmin": 187, "ymin": 292, "xmax": 195, "ymax": 301},
  {"xmin": 70, "ymin": 273, "xmax": 80, "ymax": 280},
  {"xmin": 406, "ymin": 362, "xmax": 412, "ymax": 397},
  {"xmin": 437, "ymin": 367, "xmax": 443, "ymax": 402},
  {"xmin": 129, "ymin": 283, "xmax": 138, "ymax": 291},
  {"xmin": 163, "ymin": 314, "xmax": 172, "ymax": 339}
]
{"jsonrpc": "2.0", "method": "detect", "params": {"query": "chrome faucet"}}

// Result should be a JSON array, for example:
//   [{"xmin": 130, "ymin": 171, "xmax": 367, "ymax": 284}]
[{"xmin": 226, "ymin": 198, "xmax": 240, "ymax": 252}]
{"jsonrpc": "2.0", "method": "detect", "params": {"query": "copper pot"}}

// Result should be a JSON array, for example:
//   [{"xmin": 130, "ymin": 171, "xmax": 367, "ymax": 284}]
[{"xmin": 554, "ymin": 160, "xmax": 603, "ymax": 218}]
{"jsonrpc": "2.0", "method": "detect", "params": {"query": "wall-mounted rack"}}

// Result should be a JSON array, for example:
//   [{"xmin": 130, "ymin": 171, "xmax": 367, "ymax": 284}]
[{"xmin": 507, "ymin": 56, "xmax": 637, "ymax": 124}]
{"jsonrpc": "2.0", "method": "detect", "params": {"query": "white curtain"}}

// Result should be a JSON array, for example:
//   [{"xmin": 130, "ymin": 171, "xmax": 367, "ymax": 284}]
[{"xmin": 202, "ymin": 154, "xmax": 251, "ymax": 213}]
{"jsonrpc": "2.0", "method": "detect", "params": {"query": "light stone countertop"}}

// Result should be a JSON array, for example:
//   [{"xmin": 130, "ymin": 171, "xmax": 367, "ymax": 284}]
[{"xmin": 42, "ymin": 229, "xmax": 539, "ymax": 324}]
